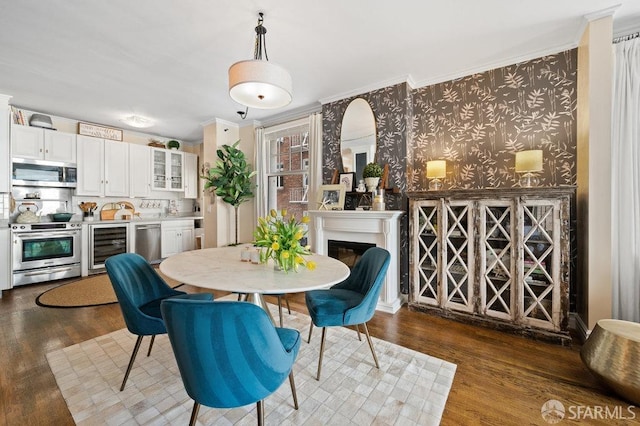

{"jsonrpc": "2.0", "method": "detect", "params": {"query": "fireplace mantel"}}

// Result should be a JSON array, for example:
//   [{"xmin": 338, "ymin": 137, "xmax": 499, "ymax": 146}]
[{"xmin": 307, "ymin": 210, "xmax": 405, "ymax": 314}]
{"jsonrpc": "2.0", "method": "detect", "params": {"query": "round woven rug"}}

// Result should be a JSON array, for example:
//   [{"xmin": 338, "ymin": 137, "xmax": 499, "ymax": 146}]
[{"xmin": 36, "ymin": 272, "xmax": 182, "ymax": 308}]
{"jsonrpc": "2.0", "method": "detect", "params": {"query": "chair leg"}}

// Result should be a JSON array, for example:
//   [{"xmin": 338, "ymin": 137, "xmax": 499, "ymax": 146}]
[
  {"xmin": 257, "ymin": 400, "xmax": 265, "ymax": 426},
  {"xmin": 147, "ymin": 335, "xmax": 155, "ymax": 357},
  {"xmin": 316, "ymin": 327, "xmax": 327, "ymax": 381},
  {"xmin": 277, "ymin": 295, "xmax": 284, "ymax": 327},
  {"xmin": 189, "ymin": 401, "xmax": 200, "ymax": 426},
  {"xmin": 354, "ymin": 324, "xmax": 362, "ymax": 341},
  {"xmin": 120, "ymin": 335, "xmax": 143, "ymax": 391},
  {"xmin": 284, "ymin": 294, "xmax": 291, "ymax": 314},
  {"xmin": 362, "ymin": 323, "xmax": 380, "ymax": 369},
  {"xmin": 288, "ymin": 371, "xmax": 299, "ymax": 409},
  {"xmin": 307, "ymin": 323, "xmax": 314, "ymax": 343}
]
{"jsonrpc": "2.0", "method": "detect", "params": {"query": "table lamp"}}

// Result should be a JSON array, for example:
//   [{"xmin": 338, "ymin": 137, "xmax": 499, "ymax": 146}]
[
  {"xmin": 426, "ymin": 160, "xmax": 446, "ymax": 190},
  {"xmin": 515, "ymin": 150, "xmax": 543, "ymax": 187}
]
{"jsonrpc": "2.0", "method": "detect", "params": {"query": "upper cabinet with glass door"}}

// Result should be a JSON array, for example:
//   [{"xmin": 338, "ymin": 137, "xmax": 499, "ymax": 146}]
[{"xmin": 151, "ymin": 147, "xmax": 183, "ymax": 191}]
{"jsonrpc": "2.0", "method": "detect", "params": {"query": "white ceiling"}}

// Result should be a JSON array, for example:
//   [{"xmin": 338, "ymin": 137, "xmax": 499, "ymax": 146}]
[{"xmin": 0, "ymin": 1, "xmax": 638, "ymax": 143}]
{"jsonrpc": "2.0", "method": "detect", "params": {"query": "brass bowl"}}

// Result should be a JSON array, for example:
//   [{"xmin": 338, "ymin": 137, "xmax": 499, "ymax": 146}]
[{"xmin": 581, "ymin": 319, "xmax": 640, "ymax": 404}]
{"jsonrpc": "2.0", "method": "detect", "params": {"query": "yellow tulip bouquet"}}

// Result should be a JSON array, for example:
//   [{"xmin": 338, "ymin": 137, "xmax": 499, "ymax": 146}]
[{"xmin": 254, "ymin": 209, "xmax": 316, "ymax": 272}]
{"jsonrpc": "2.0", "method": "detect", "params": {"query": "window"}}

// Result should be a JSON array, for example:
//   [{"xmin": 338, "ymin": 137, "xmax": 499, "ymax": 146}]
[{"xmin": 264, "ymin": 120, "xmax": 310, "ymax": 220}]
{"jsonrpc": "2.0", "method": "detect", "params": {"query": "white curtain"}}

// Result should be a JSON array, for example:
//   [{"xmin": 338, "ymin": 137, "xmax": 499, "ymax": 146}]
[
  {"xmin": 308, "ymin": 112, "xmax": 323, "ymax": 212},
  {"xmin": 255, "ymin": 127, "xmax": 268, "ymax": 219},
  {"xmin": 612, "ymin": 36, "xmax": 640, "ymax": 321}
]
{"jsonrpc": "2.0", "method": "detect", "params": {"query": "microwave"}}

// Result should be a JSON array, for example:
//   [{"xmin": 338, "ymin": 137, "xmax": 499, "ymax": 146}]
[{"xmin": 12, "ymin": 158, "xmax": 77, "ymax": 188}]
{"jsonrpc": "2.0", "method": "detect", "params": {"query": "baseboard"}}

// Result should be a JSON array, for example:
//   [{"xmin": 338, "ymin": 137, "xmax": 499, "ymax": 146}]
[{"xmin": 376, "ymin": 294, "xmax": 406, "ymax": 314}]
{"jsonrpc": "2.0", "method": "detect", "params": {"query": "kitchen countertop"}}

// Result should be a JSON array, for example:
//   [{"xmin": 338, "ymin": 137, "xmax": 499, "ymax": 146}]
[
  {"xmin": 80, "ymin": 213, "xmax": 204, "ymax": 224},
  {"xmin": 6, "ymin": 214, "xmax": 204, "ymax": 227}
]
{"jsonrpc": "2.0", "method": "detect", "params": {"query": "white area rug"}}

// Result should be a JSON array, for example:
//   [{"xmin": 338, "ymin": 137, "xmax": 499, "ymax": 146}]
[{"xmin": 46, "ymin": 302, "xmax": 456, "ymax": 425}]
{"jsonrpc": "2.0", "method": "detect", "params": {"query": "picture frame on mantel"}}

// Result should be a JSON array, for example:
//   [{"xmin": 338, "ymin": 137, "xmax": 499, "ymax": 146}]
[
  {"xmin": 317, "ymin": 184, "xmax": 346, "ymax": 210},
  {"xmin": 339, "ymin": 172, "xmax": 355, "ymax": 192},
  {"xmin": 78, "ymin": 122, "xmax": 123, "ymax": 141}
]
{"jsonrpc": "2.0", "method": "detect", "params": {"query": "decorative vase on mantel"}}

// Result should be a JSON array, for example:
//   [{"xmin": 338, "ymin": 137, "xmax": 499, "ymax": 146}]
[{"xmin": 364, "ymin": 177, "xmax": 380, "ymax": 192}]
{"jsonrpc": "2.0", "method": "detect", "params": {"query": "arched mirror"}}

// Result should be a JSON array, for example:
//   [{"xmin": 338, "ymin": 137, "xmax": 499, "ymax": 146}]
[{"xmin": 340, "ymin": 98, "xmax": 376, "ymax": 182}]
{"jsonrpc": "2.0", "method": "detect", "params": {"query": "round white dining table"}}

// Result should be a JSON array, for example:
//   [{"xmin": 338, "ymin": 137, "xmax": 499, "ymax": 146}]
[{"xmin": 160, "ymin": 245, "xmax": 351, "ymax": 321}]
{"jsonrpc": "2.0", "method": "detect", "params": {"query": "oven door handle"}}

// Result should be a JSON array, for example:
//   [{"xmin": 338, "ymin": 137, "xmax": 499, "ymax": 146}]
[
  {"xmin": 16, "ymin": 232, "xmax": 79, "ymax": 239},
  {"xmin": 23, "ymin": 266, "xmax": 75, "ymax": 276}
]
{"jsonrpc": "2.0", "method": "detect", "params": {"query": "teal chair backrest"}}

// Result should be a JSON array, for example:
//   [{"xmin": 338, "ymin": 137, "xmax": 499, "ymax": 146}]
[
  {"xmin": 105, "ymin": 253, "xmax": 183, "ymax": 336},
  {"xmin": 333, "ymin": 247, "xmax": 391, "ymax": 325},
  {"xmin": 161, "ymin": 300, "xmax": 298, "ymax": 409}
]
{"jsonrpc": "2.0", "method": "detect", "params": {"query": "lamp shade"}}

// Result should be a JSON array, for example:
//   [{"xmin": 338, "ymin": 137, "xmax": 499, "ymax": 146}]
[
  {"xmin": 515, "ymin": 150, "xmax": 543, "ymax": 173},
  {"xmin": 426, "ymin": 160, "xmax": 446, "ymax": 179},
  {"xmin": 229, "ymin": 60, "xmax": 293, "ymax": 109}
]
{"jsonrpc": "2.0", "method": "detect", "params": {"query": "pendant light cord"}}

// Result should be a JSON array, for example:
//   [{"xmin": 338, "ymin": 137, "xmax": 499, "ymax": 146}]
[
  {"xmin": 239, "ymin": 13, "xmax": 269, "ymax": 120},
  {"xmin": 254, "ymin": 12, "xmax": 268, "ymax": 61}
]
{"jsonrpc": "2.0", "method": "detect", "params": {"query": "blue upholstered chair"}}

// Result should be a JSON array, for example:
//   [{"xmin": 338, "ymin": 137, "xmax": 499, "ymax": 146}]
[
  {"xmin": 105, "ymin": 253, "xmax": 213, "ymax": 391},
  {"xmin": 160, "ymin": 299, "xmax": 301, "ymax": 426},
  {"xmin": 305, "ymin": 247, "xmax": 391, "ymax": 380}
]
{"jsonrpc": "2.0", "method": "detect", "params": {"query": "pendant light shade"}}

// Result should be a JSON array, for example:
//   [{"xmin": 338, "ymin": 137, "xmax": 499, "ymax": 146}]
[
  {"xmin": 228, "ymin": 13, "xmax": 293, "ymax": 111},
  {"xmin": 229, "ymin": 59, "xmax": 292, "ymax": 109}
]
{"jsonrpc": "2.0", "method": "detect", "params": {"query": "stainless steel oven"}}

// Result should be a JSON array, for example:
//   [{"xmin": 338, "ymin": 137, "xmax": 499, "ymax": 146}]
[
  {"xmin": 88, "ymin": 223, "xmax": 129, "ymax": 274},
  {"xmin": 11, "ymin": 222, "xmax": 82, "ymax": 286}
]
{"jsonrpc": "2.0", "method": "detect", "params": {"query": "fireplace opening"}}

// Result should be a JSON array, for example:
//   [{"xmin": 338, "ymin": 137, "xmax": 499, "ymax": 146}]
[{"xmin": 328, "ymin": 240, "xmax": 376, "ymax": 269}]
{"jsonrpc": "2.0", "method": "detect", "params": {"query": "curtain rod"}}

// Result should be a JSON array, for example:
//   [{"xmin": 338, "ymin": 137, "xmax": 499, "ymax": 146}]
[{"xmin": 613, "ymin": 31, "xmax": 639, "ymax": 44}]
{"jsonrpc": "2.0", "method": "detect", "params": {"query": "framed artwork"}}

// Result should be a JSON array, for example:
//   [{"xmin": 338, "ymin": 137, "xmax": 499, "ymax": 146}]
[
  {"xmin": 339, "ymin": 172, "xmax": 355, "ymax": 191},
  {"xmin": 317, "ymin": 184, "xmax": 346, "ymax": 210}
]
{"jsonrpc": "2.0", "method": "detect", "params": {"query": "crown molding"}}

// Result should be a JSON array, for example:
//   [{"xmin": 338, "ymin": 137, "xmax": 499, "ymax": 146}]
[
  {"xmin": 319, "ymin": 75, "xmax": 416, "ymax": 104},
  {"xmin": 574, "ymin": 5, "xmax": 620, "ymax": 43},
  {"xmin": 239, "ymin": 119, "xmax": 261, "ymax": 130},
  {"xmin": 200, "ymin": 117, "xmax": 239, "ymax": 129},
  {"xmin": 584, "ymin": 5, "xmax": 620, "ymax": 22},
  {"xmin": 411, "ymin": 42, "xmax": 578, "ymax": 89}
]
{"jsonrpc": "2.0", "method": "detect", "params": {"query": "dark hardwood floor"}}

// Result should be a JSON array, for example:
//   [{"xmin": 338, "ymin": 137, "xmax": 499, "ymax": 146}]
[{"xmin": 0, "ymin": 279, "xmax": 635, "ymax": 425}]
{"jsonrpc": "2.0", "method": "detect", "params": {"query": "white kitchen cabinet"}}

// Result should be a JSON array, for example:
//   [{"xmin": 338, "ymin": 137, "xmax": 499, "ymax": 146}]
[
  {"xmin": 409, "ymin": 187, "xmax": 572, "ymax": 342},
  {"xmin": 129, "ymin": 143, "xmax": 151, "ymax": 197},
  {"xmin": 76, "ymin": 135, "xmax": 129, "ymax": 196},
  {"xmin": 183, "ymin": 152, "xmax": 198, "ymax": 199},
  {"xmin": 11, "ymin": 125, "xmax": 76, "ymax": 163},
  {"xmin": 0, "ymin": 228, "xmax": 10, "ymax": 292},
  {"xmin": 0, "ymin": 97, "xmax": 10, "ymax": 193},
  {"xmin": 161, "ymin": 220, "xmax": 194, "ymax": 258},
  {"xmin": 151, "ymin": 148, "xmax": 183, "ymax": 191}
]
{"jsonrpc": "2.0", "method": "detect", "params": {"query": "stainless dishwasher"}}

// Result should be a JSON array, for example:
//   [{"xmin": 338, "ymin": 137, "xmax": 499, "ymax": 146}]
[{"xmin": 135, "ymin": 223, "xmax": 162, "ymax": 264}]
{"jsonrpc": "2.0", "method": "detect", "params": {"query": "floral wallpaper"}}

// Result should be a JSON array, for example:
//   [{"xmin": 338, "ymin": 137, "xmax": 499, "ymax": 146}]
[
  {"xmin": 321, "ymin": 49, "xmax": 578, "ymax": 295},
  {"xmin": 322, "ymin": 83, "xmax": 410, "ymax": 292},
  {"xmin": 410, "ymin": 49, "xmax": 577, "ymax": 190}
]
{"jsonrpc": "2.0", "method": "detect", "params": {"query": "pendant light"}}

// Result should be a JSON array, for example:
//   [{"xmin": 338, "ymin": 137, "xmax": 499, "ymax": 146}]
[{"xmin": 229, "ymin": 13, "xmax": 292, "ymax": 111}]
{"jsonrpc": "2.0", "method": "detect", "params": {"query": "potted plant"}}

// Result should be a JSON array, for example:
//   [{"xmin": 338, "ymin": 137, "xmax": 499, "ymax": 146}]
[
  {"xmin": 362, "ymin": 162, "xmax": 383, "ymax": 191},
  {"xmin": 201, "ymin": 141, "xmax": 256, "ymax": 245}
]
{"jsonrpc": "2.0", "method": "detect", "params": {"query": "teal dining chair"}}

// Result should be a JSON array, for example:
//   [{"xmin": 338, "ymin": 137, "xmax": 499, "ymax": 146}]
[
  {"xmin": 305, "ymin": 247, "xmax": 391, "ymax": 380},
  {"xmin": 105, "ymin": 253, "xmax": 213, "ymax": 391},
  {"xmin": 161, "ymin": 299, "xmax": 301, "ymax": 426}
]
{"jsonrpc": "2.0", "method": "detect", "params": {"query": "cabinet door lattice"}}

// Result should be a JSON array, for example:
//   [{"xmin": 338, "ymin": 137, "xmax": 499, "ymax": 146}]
[
  {"xmin": 442, "ymin": 201, "xmax": 474, "ymax": 312},
  {"xmin": 414, "ymin": 201, "xmax": 439, "ymax": 305},
  {"xmin": 480, "ymin": 202, "xmax": 514, "ymax": 320},
  {"xmin": 520, "ymin": 200, "xmax": 560, "ymax": 329}
]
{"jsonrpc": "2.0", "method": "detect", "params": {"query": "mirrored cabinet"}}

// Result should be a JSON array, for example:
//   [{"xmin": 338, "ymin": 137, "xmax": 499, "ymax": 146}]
[{"xmin": 409, "ymin": 187, "xmax": 573, "ymax": 343}]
